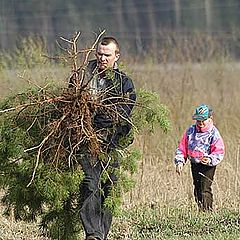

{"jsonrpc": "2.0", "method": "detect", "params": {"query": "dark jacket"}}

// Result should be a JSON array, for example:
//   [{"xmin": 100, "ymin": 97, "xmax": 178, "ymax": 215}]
[{"xmin": 70, "ymin": 59, "xmax": 136, "ymax": 147}]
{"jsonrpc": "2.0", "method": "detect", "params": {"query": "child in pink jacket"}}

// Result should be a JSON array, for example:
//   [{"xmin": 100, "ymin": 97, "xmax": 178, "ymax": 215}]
[{"xmin": 174, "ymin": 104, "xmax": 225, "ymax": 211}]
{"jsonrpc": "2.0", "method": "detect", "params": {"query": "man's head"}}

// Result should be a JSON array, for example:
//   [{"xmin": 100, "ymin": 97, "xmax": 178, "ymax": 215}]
[{"xmin": 95, "ymin": 37, "xmax": 120, "ymax": 70}]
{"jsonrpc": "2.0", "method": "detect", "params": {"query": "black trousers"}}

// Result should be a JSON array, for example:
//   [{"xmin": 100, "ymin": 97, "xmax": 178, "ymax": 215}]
[
  {"xmin": 191, "ymin": 163, "xmax": 216, "ymax": 211},
  {"xmin": 79, "ymin": 155, "xmax": 117, "ymax": 240}
]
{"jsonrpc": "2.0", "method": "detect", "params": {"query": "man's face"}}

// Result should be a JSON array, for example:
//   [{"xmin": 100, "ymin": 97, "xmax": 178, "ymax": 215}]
[{"xmin": 95, "ymin": 42, "xmax": 120, "ymax": 70}]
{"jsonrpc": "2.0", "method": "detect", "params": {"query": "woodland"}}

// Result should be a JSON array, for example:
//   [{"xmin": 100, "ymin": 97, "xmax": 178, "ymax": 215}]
[{"xmin": 1, "ymin": 0, "xmax": 240, "ymax": 58}]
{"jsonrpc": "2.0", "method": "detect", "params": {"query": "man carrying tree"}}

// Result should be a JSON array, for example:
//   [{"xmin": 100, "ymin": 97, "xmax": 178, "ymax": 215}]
[
  {"xmin": 71, "ymin": 36, "xmax": 136, "ymax": 240},
  {"xmin": 0, "ymin": 32, "xmax": 171, "ymax": 240}
]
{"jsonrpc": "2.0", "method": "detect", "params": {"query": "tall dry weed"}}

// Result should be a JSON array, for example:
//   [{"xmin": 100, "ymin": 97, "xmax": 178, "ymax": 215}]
[{"xmin": 127, "ymin": 34, "xmax": 240, "ymax": 210}]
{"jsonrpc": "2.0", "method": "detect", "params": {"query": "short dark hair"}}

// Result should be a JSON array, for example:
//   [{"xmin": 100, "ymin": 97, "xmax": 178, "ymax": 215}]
[{"xmin": 99, "ymin": 36, "xmax": 120, "ymax": 54}]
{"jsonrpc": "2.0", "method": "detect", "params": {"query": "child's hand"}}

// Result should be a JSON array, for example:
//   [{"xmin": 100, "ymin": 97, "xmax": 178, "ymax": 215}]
[
  {"xmin": 201, "ymin": 157, "xmax": 210, "ymax": 165},
  {"xmin": 176, "ymin": 163, "xmax": 184, "ymax": 175}
]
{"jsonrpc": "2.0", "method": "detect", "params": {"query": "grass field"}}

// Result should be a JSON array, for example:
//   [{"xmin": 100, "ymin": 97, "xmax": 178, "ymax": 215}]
[{"xmin": 0, "ymin": 57, "xmax": 240, "ymax": 239}]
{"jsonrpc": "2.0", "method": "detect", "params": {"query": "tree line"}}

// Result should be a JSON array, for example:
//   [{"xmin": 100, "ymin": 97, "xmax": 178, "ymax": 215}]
[{"xmin": 1, "ymin": 0, "xmax": 240, "ymax": 58}]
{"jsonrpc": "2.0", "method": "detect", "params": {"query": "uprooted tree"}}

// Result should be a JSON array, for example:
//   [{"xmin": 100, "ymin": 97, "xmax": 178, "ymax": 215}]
[{"xmin": 0, "ymin": 31, "xmax": 171, "ymax": 239}]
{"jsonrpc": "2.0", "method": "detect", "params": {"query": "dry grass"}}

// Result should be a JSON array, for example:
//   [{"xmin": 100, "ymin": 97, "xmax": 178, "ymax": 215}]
[
  {"xmin": 124, "ymin": 60, "xmax": 240, "ymax": 211},
  {"xmin": 0, "ymin": 191, "xmax": 49, "ymax": 240}
]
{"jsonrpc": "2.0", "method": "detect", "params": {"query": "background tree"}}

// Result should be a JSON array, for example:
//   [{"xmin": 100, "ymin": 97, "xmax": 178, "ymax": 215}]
[{"xmin": 1, "ymin": 0, "xmax": 240, "ymax": 58}]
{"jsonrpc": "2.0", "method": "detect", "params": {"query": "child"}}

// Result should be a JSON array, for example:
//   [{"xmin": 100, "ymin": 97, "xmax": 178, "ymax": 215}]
[{"xmin": 174, "ymin": 104, "xmax": 225, "ymax": 211}]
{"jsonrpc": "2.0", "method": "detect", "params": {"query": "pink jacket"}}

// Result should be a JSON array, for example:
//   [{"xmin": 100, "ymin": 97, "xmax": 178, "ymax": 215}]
[{"xmin": 174, "ymin": 123, "xmax": 225, "ymax": 166}]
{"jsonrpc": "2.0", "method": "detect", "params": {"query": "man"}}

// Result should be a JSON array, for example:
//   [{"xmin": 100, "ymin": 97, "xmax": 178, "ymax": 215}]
[{"xmin": 77, "ymin": 37, "xmax": 136, "ymax": 240}]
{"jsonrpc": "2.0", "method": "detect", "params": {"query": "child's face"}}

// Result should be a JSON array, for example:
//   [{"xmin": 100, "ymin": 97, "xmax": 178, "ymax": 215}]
[{"xmin": 196, "ymin": 117, "xmax": 212, "ymax": 128}]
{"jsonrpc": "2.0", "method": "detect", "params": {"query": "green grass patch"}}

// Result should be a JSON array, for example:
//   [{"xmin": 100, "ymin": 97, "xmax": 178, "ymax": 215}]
[{"xmin": 109, "ymin": 204, "xmax": 240, "ymax": 239}]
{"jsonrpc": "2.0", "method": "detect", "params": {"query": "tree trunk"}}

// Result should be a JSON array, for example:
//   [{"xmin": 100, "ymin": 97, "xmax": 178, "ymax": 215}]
[
  {"xmin": 205, "ymin": 0, "xmax": 212, "ymax": 34},
  {"xmin": 174, "ymin": 0, "xmax": 181, "ymax": 29},
  {"xmin": 129, "ymin": 0, "xmax": 144, "ymax": 54},
  {"xmin": 116, "ymin": 0, "xmax": 125, "ymax": 42},
  {"xmin": 146, "ymin": 1, "xmax": 158, "ymax": 56}
]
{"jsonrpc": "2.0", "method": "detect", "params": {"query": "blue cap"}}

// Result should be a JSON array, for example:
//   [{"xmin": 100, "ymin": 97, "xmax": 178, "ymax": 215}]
[{"xmin": 192, "ymin": 104, "xmax": 212, "ymax": 121}]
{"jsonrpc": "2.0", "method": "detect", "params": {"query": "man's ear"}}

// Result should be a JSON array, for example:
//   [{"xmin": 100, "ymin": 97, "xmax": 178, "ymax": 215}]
[{"xmin": 115, "ymin": 53, "xmax": 120, "ymax": 61}]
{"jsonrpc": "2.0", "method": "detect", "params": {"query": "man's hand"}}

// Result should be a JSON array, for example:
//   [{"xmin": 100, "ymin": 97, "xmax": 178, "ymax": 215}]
[
  {"xmin": 176, "ymin": 163, "xmax": 184, "ymax": 175},
  {"xmin": 201, "ymin": 157, "xmax": 210, "ymax": 165}
]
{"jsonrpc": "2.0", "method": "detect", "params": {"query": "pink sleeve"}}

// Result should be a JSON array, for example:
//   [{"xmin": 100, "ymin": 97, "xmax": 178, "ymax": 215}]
[
  {"xmin": 210, "ymin": 137, "xmax": 225, "ymax": 155},
  {"xmin": 178, "ymin": 132, "xmax": 188, "ymax": 158},
  {"xmin": 209, "ymin": 134, "xmax": 225, "ymax": 166}
]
